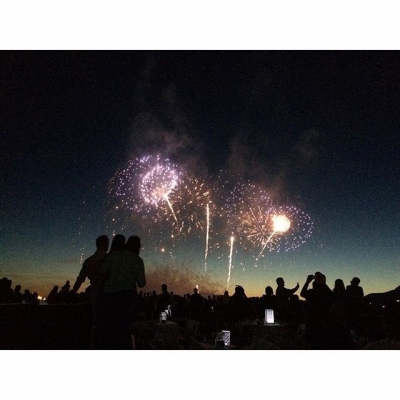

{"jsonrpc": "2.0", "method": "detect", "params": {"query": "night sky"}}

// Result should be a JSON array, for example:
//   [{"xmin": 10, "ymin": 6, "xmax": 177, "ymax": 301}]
[{"xmin": 1, "ymin": 51, "xmax": 400, "ymax": 297}]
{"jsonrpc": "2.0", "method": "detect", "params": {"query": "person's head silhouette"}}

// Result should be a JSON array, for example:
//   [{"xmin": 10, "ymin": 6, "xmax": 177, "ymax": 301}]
[
  {"xmin": 276, "ymin": 277, "xmax": 285, "ymax": 287},
  {"xmin": 351, "ymin": 277, "xmax": 360, "ymax": 286},
  {"xmin": 126, "ymin": 235, "xmax": 141, "ymax": 255},
  {"xmin": 110, "ymin": 234, "xmax": 125, "ymax": 252},
  {"xmin": 96, "ymin": 235, "xmax": 109, "ymax": 252},
  {"xmin": 265, "ymin": 286, "xmax": 273, "ymax": 296}
]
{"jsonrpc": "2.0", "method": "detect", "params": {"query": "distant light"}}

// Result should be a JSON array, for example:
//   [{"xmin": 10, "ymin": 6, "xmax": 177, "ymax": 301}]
[
  {"xmin": 382, "ymin": 305, "xmax": 386, "ymax": 308},
  {"xmin": 397, "ymin": 300, "xmax": 400, "ymax": 303},
  {"xmin": 161, "ymin": 248, "xmax": 165, "ymax": 252},
  {"xmin": 37, "ymin": 296, "xmax": 43, "ymax": 300}
]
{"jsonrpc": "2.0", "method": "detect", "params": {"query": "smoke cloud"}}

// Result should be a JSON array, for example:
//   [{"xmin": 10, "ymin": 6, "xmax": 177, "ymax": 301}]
[
  {"xmin": 143, "ymin": 262, "xmax": 225, "ymax": 296},
  {"xmin": 226, "ymin": 128, "xmax": 323, "ymax": 199},
  {"xmin": 127, "ymin": 55, "xmax": 206, "ymax": 175}
]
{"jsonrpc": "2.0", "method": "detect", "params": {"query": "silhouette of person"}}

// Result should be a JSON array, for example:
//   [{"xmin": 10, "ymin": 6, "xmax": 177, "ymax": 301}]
[
  {"xmin": 275, "ymin": 277, "xmax": 299, "ymax": 322},
  {"xmin": 61, "ymin": 280, "xmax": 70, "ymax": 293},
  {"xmin": 332, "ymin": 279, "xmax": 347, "ymax": 304},
  {"xmin": 222, "ymin": 290, "xmax": 230, "ymax": 306},
  {"xmin": 59, "ymin": 280, "xmax": 71, "ymax": 303},
  {"xmin": 32, "ymin": 292, "xmax": 39, "ymax": 305},
  {"xmin": 125, "ymin": 235, "xmax": 141, "ymax": 255},
  {"xmin": 71, "ymin": 235, "xmax": 109, "ymax": 307},
  {"xmin": 346, "ymin": 277, "xmax": 364, "ymax": 299},
  {"xmin": 328, "ymin": 281, "xmax": 352, "ymax": 349},
  {"xmin": 47, "ymin": 286, "xmax": 59, "ymax": 304},
  {"xmin": 228, "ymin": 285, "xmax": 254, "ymax": 323},
  {"xmin": 157, "ymin": 283, "xmax": 171, "ymax": 314},
  {"xmin": 0, "ymin": 278, "xmax": 12, "ymax": 303},
  {"xmin": 259, "ymin": 286, "xmax": 277, "ymax": 319},
  {"xmin": 12, "ymin": 285, "xmax": 23, "ymax": 304},
  {"xmin": 190, "ymin": 287, "xmax": 203, "ymax": 320},
  {"xmin": 95, "ymin": 234, "xmax": 146, "ymax": 349},
  {"xmin": 346, "ymin": 277, "xmax": 364, "ymax": 334},
  {"xmin": 300, "ymin": 272, "xmax": 333, "ymax": 349}
]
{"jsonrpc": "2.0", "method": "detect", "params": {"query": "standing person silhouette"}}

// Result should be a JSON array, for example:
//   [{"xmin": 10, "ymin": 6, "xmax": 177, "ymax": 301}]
[
  {"xmin": 346, "ymin": 277, "xmax": 364, "ymax": 336},
  {"xmin": 71, "ymin": 235, "xmax": 109, "ymax": 306},
  {"xmin": 95, "ymin": 234, "xmax": 146, "ymax": 349},
  {"xmin": 300, "ymin": 272, "xmax": 333, "ymax": 349},
  {"xmin": 71, "ymin": 235, "xmax": 109, "ymax": 348},
  {"xmin": 259, "ymin": 286, "xmax": 277, "ymax": 319},
  {"xmin": 157, "ymin": 283, "xmax": 171, "ymax": 314},
  {"xmin": 276, "ymin": 277, "xmax": 299, "ymax": 322}
]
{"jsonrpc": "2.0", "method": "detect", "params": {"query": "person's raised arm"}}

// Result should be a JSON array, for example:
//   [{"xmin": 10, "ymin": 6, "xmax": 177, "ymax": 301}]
[
  {"xmin": 300, "ymin": 275, "xmax": 314, "ymax": 298},
  {"xmin": 290, "ymin": 282, "xmax": 300, "ymax": 294}
]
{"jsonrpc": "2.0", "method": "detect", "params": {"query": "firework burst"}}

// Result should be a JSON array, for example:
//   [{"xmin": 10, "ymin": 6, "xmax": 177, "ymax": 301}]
[
  {"xmin": 138, "ymin": 155, "xmax": 181, "ymax": 221},
  {"xmin": 238, "ymin": 201, "xmax": 314, "ymax": 260},
  {"xmin": 165, "ymin": 175, "xmax": 212, "ymax": 236},
  {"xmin": 105, "ymin": 155, "xmax": 182, "ymax": 244},
  {"xmin": 105, "ymin": 156, "xmax": 314, "ymax": 282}
]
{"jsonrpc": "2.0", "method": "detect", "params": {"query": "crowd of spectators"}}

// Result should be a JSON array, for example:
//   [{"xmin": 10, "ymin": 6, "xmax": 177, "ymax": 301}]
[
  {"xmin": 1, "ymin": 233, "xmax": 399, "ymax": 349},
  {"xmin": 0, "ymin": 277, "xmax": 91, "ymax": 305}
]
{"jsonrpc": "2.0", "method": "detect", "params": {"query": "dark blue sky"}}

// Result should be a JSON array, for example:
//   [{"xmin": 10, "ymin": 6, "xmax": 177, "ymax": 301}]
[{"xmin": 1, "ymin": 51, "xmax": 399, "ymax": 296}]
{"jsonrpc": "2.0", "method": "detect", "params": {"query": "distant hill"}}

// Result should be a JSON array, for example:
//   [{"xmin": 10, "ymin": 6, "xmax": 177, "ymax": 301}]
[{"xmin": 364, "ymin": 286, "xmax": 400, "ymax": 306}]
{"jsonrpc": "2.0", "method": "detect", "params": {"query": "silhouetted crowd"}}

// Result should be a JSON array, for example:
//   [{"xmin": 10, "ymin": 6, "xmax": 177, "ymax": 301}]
[
  {"xmin": 0, "ymin": 277, "xmax": 90, "ymax": 305},
  {"xmin": 0, "ymin": 278, "xmax": 41, "ymax": 305},
  {"xmin": 1, "ymin": 234, "xmax": 400, "ymax": 350}
]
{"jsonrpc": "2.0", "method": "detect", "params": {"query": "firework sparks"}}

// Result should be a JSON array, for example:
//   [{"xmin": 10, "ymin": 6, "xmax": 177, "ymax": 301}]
[
  {"xmin": 105, "ymin": 157, "xmax": 314, "ymax": 276},
  {"xmin": 267, "ymin": 205, "xmax": 314, "ymax": 252},
  {"xmin": 139, "ymin": 157, "xmax": 180, "ymax": 222},
  {"xmin": 105, "ymin": 155, "xmax": 184, "ymax": 248},
  {"xmin": 231, "ymin": 186, "xmax": 314, "ymax": 266},
  {"xmin": 167, "ymin": 175, "xmax": 211, "ymax": 237}
]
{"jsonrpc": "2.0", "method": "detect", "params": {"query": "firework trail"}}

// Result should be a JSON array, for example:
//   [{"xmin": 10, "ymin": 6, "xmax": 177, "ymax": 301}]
[
  {"xmin": 227, "ymin": 235, "xmax": 234, "ymax": 290},
  {"xmin": 166, "ymin": 197, "xmax": 178, "ymax": 222},
  {"xmin": 208, "ymin": 171, "xmax": 251, "ymax": 255},
  {"xmin": 204, "ymin": 203, "xmax": 210, "ymax": 272},
  {"xmin": 255, "ymin": 214, "xmax": 291, "ymax": 265}
]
